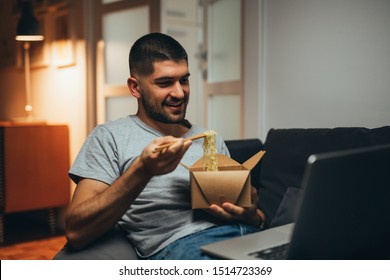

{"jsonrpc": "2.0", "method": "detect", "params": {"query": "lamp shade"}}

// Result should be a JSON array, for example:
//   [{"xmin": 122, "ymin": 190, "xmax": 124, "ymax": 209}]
[{"xmin": 15, "ymin": 1, "xmax": 44, "ymax": 41}]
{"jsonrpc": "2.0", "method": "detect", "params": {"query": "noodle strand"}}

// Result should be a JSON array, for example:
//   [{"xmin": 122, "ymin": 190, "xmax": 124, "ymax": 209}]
[{"xmin": 202, "ymin": 130, "xmax": 218, "ymax": 171}]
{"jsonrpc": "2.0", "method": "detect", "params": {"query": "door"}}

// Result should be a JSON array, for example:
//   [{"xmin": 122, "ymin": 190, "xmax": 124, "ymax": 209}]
[
  {"xmin": 202, "ymin": 0, "xmax": 243, "ymax": 140},
  {"xmin": 96, "ymin": 0, "xmax": 160, "ymax": 124}
]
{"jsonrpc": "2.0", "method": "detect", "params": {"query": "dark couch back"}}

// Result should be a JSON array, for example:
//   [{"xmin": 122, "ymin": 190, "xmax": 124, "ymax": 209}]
[{"xmin": 257, "ymin": 126, "xmax": 390, "ymax": 227}]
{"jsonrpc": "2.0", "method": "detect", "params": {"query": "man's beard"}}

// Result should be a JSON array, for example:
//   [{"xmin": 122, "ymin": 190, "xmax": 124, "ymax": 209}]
[{"xmin": 141, "ymin": 95, "xmax": 188, "ymax": 124}]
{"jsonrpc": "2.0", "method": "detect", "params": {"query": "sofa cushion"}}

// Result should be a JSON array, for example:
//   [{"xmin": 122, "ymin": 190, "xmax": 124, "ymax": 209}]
[
  {"xmin": 258, "ymin": 127, "xmax": 382, "ymax": 227},
  {"xmin": 369, "ymin": 126, "xmax": 390, "ymax": 145}
]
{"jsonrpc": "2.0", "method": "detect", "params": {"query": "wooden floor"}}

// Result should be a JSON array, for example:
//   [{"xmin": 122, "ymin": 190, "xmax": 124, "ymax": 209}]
[
  {"xmin": 0, "ymin": 235, "xmax": 67, "ymax": 260},
  {"xmin": 0, "ymin": 210, "xmax": 67, "ymax": 260}
]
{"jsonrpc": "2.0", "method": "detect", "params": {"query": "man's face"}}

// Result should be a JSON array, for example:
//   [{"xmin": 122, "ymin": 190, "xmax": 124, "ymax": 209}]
[{"xmin": 137, "ymin": 59, "xmax": 190, "ymax": 124}]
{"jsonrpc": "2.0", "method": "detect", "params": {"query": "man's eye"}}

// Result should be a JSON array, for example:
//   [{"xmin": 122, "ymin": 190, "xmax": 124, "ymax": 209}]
[
  {"xmin": 157, "ymin": 82, "xmax": 172, "ymax": 88},
  {"xmin": 180, "ymin": 78, "xmax": 189, "ymax": 84}
]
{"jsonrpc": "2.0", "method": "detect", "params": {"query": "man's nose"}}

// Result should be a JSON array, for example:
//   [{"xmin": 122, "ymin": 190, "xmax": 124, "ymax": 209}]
[{"xmin": 170, "ymin": 81, "xmax": 185, "ymax": 98}]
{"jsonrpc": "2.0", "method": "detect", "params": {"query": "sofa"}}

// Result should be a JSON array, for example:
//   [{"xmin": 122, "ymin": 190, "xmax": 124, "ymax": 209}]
[{"xmin": 53, "ymin": 126, "xmax": 390, "ymax": 260}]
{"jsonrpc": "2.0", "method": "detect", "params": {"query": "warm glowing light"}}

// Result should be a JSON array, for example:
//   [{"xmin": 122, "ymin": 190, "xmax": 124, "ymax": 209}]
[{"xmin": 15, "ymin": 35, "xmax": 44, "ymax": 41}]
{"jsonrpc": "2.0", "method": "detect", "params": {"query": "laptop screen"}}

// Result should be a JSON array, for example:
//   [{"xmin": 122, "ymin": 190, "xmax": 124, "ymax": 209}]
[{"xmin": 288, "ymin": 144, "xmax": 390, "ymax": 259}]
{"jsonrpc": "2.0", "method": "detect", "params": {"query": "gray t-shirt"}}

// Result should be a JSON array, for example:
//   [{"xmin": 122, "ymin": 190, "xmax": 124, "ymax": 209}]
[{"xmin": 69, "ymin": 115, "xmax": 229, "ymax": 257}]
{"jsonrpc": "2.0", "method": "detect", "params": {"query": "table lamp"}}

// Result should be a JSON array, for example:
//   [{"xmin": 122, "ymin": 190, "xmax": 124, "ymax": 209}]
[{"xmin": 15, "ymin": 0, "xmax": 44, "ymax": 121}]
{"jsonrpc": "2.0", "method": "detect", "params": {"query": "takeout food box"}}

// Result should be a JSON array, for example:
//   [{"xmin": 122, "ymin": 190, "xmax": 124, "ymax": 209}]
[{"xmin": 187, "ymin": 150, "xmax": 266, "ymax": 209}]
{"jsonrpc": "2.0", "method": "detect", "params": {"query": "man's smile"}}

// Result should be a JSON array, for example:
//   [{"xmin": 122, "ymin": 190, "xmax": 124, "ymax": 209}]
[{"xmin": 164, "ymin": 99, "xmax": 184, "ymax": 107}]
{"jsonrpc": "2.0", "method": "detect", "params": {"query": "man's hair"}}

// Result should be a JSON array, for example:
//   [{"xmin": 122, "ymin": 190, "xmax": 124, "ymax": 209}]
[{"xmin": 129, "ymin": 32, "xmax": 188, "ymax": 77}]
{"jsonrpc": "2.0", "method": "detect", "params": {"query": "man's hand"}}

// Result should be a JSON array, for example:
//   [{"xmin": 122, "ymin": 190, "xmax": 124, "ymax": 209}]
[
  {"xmin": 138, "ymin": 136, "xmax": 192, "ymax": 176},
  {"xmin": 208, "ymin": 186, "xmax": 265, "ymax": 228}
]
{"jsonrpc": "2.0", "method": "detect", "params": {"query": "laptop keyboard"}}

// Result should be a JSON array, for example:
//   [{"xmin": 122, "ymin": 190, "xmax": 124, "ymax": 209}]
[{"xmin": 248, "ymin": 243, "xmax": 290, "ymax": 260}]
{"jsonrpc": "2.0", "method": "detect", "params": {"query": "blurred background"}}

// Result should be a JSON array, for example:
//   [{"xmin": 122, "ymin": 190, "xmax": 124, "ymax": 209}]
[{"xmin": 0, "ymin": 0, "xmax": 389, "ymax": 253}]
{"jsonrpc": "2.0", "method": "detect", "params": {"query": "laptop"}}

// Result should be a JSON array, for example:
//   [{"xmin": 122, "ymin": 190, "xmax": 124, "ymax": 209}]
[{"xmin": 201, "ymin": 144, "xmax": 390, "ymax": 259}]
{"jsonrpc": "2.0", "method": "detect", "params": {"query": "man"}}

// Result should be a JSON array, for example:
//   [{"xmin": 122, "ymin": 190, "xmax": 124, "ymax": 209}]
[{"xmin": 65, "ymin": 33, "xmax": 264, "ymax": 259}]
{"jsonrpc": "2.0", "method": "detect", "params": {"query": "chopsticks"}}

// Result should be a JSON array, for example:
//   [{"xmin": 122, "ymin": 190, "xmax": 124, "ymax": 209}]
[{"xmin": 153, "ymin": 133, "xmax": 206, "ymax": 152}]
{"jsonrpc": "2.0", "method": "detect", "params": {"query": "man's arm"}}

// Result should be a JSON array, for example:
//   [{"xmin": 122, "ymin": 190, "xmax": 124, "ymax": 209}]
[{"xmin": 65, "ymin": 136, "xmax": 192, "ymax": 250}]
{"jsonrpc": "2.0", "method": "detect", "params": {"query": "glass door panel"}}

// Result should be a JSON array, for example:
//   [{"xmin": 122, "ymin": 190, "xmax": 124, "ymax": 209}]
[
  {"xmin": 208, "ymin": 94, "xmax": 241, "ymax": 140},
  {"xmin": 103, "ymin": 6, "xmax": 149, "ymax": 85},
  {"xmin": 203, "ymin": 0, "xmax": 243, "ymax": 140},
  {"xmin": 97, "ymin": 2, "xmax": 158, "ymax": 124},
  {"xmin": 105, "ymin": 96, "xmax": 137, "ymax": 122},
  {"xmin": 207, "ymin": 0, "xmax": 241, "ymax": 83}
]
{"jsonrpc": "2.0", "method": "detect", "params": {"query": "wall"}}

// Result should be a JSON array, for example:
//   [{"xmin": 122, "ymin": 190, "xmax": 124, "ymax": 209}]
[
  {"xmin": 0, "ymin": 1, "xmax": 87, "ymax": 186},
  {"xmin": 260, "ymin": 0, "xmax": 390, "ymax": 138}
]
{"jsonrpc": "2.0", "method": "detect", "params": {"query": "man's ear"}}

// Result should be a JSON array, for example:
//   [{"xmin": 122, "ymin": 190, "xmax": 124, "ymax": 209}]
[{"xmin": 127, "ymin": 77, "xmax": 141, "ymax": 98}]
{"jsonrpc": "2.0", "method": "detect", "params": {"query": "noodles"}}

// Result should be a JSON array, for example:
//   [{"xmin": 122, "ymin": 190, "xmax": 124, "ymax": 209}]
[{"xmin": 202, "ymin": 130, "xmax": 218, "ymax": 171}]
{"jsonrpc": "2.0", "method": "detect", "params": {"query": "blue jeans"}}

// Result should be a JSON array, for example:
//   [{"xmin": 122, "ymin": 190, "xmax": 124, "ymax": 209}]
[{"xmin": 148, "ymin": 224, "xmax": 257, "ymax": 260}]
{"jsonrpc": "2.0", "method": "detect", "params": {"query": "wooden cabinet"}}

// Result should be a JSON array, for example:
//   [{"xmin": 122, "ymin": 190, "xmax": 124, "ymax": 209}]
[{"xmin": 0, "ymin": 122, "xmax": 70, "ymax": 244}]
